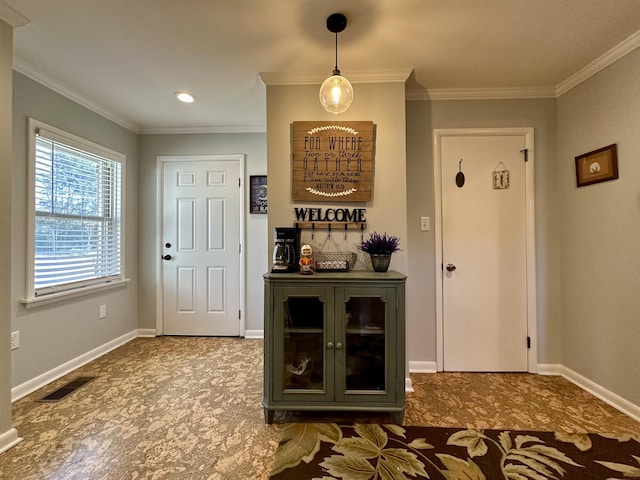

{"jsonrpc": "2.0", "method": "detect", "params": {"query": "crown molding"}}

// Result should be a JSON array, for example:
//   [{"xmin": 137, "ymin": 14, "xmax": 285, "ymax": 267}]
[
  {"xmin": 556, "ymin": 30, "xmax": 640, "ymax": 96},
  {"xmin": 406, "ymin": 86, "xmax": 556, "ymax": 101},
  {"xmin": 259, "ymin": 69, "xmax": 413, "ymax": 86},
  {"xmin": 13, "ymin": 57, "xmax": 140, "ymax": 133},
  {"xmin": 408, "ymin": 28, "xmax": 640, "ymax": 102},
  {"xmin": 14, "ymin": 58, "xmax": 266, "ymax": 135},
  {"xmin": 0, "ymin": 1, "xmax": 29, "ymax": 27},
  {"xmin": 140, "ymin": 125, "xmax": 266, "ymax": 135},
  {"xmin": 11, "ymin": 27, "xmax": 640, "ymax": 130},
  {"xmin": 15, "ymin": 58, "xmax": 264, "ymax": 135}
]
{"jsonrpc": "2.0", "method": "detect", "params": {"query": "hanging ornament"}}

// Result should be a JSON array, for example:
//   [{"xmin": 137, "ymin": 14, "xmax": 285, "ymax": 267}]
[{"xmin": 493, "ymin": 162, "xmax": 510, "ymax": 189}]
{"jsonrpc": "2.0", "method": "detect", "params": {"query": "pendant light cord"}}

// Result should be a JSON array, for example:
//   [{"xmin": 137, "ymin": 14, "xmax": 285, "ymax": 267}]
[{"xmin": 333, "ymin": 32, "xmax": 340, "ymax": 75}]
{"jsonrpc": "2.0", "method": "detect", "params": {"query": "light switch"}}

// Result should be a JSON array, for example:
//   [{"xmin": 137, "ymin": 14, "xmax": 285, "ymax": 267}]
[{"xmin": 420, "ymin": 216, "xmax": 430, "ymax": 231}]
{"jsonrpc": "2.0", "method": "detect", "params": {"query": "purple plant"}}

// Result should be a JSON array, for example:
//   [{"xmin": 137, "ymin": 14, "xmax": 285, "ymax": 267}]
[{"xmin": 358, "ymin": 232, "xmax": 401, "ymax": 255}]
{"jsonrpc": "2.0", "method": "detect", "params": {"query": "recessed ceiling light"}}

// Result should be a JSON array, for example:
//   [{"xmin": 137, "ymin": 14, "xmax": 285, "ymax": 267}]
[{"xmin": 175, "ymin": 91, "xmax": 195, "ymax": 103}]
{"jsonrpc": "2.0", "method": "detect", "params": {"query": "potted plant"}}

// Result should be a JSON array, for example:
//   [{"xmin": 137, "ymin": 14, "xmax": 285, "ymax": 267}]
[{"xmin": 358, "ymin": 231, "xmax": 401, "ymax": 272}]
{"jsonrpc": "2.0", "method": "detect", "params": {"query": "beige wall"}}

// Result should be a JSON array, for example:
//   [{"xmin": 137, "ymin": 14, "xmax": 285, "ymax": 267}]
[
  {"xmin": 263, "ymin": 83, "xmax": 565, "ymax": 375},
  {"xmin": 264, "ymin": 81, "xmax": 409, "ymax": 273},
  {"xmin": 405, "ymin": 98, "xmax": 560, "ymax": 365},
  {"xmin": 137, "ymin": 133, "xmax": 268, "ymax": 332},
  {"xmin": 11, "ymin": 73, "xmax": 140, "ymax": 387},
  {"xmin": 2, "ymin": 33, "xmax": 639, "ymax": 437},
  {"xmin": 263, "ymin": 79, "xmax": 410, "ymax": 380},
  {"xmin": 0, "ymin": 17, "xmax": 14, "ymax": 444},
  {"xmin": 558, "ymin": 47, "xmax": 640, "ymax": 406}
]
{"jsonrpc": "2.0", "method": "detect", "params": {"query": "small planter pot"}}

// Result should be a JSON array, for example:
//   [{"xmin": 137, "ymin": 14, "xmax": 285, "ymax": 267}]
[{"xmin": 370, "ymin": 254, "xmax": 391, "ymax": 272}]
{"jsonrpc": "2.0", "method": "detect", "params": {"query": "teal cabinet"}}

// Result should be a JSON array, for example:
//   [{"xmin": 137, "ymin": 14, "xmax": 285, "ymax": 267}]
[{"xmin": 263, "ymin": 271, "xmax": 406, "ymax": 423}]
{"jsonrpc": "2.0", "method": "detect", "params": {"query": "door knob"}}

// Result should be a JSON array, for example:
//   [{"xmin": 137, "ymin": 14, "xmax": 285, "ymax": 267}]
[
  {"xmin": 327, "ymin": 342, "xmax": 334, "ymax": 350},
  {"xmin": 162, "ymin": 254, "xmax": 172, "ymax": 261},
  {"xmin": 446, "ymin": 263, "xmax": 456, "ymax": 272}
]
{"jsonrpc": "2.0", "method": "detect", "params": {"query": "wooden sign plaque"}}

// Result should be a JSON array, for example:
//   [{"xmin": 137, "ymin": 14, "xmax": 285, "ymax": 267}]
[{"xmin": 291, "ymin": 121, "xmax": 375, "ymax": 202}]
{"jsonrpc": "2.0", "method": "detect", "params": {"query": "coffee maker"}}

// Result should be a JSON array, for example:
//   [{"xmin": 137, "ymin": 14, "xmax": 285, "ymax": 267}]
[{"xmin": 272, "ymin": 227, "xmax": 301, "ymax": 273}]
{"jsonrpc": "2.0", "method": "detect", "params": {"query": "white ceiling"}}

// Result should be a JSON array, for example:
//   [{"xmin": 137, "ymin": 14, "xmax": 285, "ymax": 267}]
[{"xmin": 4, "ymin": 0, "xmax": 640, "ymax": 133}]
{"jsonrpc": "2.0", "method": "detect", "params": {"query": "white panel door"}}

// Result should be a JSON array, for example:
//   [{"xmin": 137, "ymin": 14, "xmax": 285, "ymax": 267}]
[
  {"xmin": 441, "ymin": 134, "xmax": 529, "ymax": 371},
  {"xmin": 162, "ymin": 160, "xmax": 241, "ymax": 336}
]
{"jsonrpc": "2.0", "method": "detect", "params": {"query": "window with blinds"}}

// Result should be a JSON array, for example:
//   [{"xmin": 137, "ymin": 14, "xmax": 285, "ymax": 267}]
[{"xmin": 29, "ymin": 120, "xmax": 124, "ymax": 297}]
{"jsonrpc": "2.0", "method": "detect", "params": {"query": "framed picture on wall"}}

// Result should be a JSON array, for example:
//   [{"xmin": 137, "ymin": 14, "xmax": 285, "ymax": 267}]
[
  {"xmin": 575, "ymin": 144, "xmax": 618, "ymax": 187},
  {"xmin": 249, "ymin": 175, "xmax": 268, "ymax": 213},
  {"xmin": 291, "ymin": 121, "xmax": 375, "ymax": 202}
]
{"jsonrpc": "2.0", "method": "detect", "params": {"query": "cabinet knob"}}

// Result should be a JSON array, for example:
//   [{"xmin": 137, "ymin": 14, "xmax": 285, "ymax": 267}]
[
  {"xmin": 336, "ymin": 342, "xmax": 343, "ymax": 350},
  {"xmin": 327, "ymin": 342, "xmax": 334, "ymax": 350}
]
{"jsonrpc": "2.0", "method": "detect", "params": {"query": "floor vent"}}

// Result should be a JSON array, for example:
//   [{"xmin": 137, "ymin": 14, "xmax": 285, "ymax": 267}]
[{"xmin": 39, "ymin": 376, "xmax": 96, "ymax": 402}]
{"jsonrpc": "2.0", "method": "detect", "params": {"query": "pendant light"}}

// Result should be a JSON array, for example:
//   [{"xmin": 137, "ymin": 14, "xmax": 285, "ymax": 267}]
[{"xmin": 319, "ymin": 13, "xmax": 353, "ymax": 114}]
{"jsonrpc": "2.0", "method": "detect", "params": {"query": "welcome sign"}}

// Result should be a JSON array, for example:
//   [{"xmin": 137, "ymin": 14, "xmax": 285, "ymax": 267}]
[{"xmin": 291, "ymin": 121, "xmax": 375, "ymax": 202}]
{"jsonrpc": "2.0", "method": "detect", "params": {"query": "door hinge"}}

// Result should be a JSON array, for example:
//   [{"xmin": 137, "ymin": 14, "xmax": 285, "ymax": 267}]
[
  {"xmin": 238, "ymin": 309, "xmax": 241, "ymax": 320},
  {"xmin": 239, "ymin": 243, "xmax": 241, "ymax": 254},
  {"xmin": 527, "ymin": 336, "xmax": 531, "ymax": 349},
  {"xmin": 238, "ymin": 177, "xmax": 241, "ymax": 188},
  {"xmin": 520, "ymin": 148, "xmax": 529, "ymax": 162}
]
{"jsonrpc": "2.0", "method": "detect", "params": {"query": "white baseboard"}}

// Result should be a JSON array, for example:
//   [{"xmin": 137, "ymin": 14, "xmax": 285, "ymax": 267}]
[
  {"xmin": 137, "ymin": 328, "xmax": 157, "ymax": 338},
  {"xmin": 405, "ymin": 377, "xmax": 414, "ymax": 393},
  {"xmin": 536, "ymin": 363, "xmax": 563, "ymax": 375},
  {"xmin": 244, "ymin": 330, "xmax": 264, "ymax": 339},
  {"xmin": 0, "ymin": 428, "xmax": 22, "ymax": 454},
  {"xmin": 409, "ymin": 361, "xmax": 438, "ymax": 373},
  {"xmin": 405, "ymin": 361, "xmax": 437, "ymax": 392},
  {"xmin": 11, "ymin": 329, "xmax": 138, "ymax": 402},
  {"xmin": 543, "ymin": 364, "xmax": 640, "ymax": 423},
  {"xmin": 409, "ymin": 361, "xmax": 640, "ymax": 423},
  {"xmin": 11, "ymin": 334, "xmax": 639, "ymax": 426}
]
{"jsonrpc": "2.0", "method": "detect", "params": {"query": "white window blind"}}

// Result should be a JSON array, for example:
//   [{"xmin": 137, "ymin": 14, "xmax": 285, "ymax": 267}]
[{"xmin": 32, "ymin": 126, "xmax": 123, "ymax": 297}]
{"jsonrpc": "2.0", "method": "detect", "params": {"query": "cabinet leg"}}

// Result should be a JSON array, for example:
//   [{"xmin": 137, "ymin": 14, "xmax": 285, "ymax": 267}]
[
  {"xmin": 265, "ymin": 408, "xmax": 275, "ymax": 424},
  {"xmin": 392, "ymin": 410, "xmax": 405, "ymax": 425}
]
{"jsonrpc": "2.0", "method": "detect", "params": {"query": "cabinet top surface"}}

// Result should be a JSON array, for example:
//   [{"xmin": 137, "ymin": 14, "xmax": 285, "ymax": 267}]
[{"xmin": 264, "ymin": 270, "xmax": 406, "ymax": 283}]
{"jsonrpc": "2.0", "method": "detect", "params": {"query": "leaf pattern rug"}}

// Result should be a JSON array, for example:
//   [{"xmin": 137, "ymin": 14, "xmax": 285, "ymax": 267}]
[{"xmin": 269, "ymin": 423, "xmax": 640, "ymax": 479}]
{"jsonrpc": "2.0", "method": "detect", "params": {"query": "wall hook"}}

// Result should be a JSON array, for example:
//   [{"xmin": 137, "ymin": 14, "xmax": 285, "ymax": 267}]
[{"xmin": 456, "ymin": 159, "xmax": 465, "ymax": 187}]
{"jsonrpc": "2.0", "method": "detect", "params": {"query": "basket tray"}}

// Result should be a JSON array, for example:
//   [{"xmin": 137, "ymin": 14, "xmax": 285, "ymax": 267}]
[{"xmin": 313, "ymin": 251, "xmax": 357, "ymax": 272}]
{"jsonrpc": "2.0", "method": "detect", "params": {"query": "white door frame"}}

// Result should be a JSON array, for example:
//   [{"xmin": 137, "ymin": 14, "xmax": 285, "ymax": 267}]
[
  {"xmin": 155, "ymin": 154, "xmax": 246, "ymax": 336},
  {"xmin": 433, "ymin": 128, "xmax": 537, "ymax": 372}
]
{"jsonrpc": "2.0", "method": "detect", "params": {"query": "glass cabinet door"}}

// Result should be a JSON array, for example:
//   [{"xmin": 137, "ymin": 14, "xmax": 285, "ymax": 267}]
[
  {"xmin": 338, "ymin": 288, "xmax": 396, "ymax": 402},
  {"xmin": 344, "ymin": 296, "xmax": 386, "ymax": 390},
  {"xmin": 274, "ymin": 288, "xmax": 334, "ymax": 401}
]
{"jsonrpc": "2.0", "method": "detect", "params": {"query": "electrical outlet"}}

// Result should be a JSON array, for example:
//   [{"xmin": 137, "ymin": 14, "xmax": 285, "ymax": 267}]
[
  {"xmin": 99, "ymin": 305, "xmax": 107, "ymax": 319},
  {"xmin": 11, "ymin": 331, "xmax": 19, "ymax": 350}
]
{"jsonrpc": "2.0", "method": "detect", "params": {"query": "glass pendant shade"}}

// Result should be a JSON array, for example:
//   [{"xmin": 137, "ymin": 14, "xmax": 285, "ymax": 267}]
[{"xmin": 319, "ymin": 73, "xmax": 353, "ymax": 114}]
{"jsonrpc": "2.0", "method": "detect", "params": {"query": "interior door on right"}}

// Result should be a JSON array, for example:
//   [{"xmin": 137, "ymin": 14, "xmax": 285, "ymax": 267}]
[{"xmin": 441, "ymin": 134, "xmax": 529, "ymax": 372}]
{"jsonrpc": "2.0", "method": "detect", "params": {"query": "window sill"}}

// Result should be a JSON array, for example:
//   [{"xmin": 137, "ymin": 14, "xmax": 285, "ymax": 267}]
[{"xmin": 21, "ymin": 278, "xmax": 131, "ymax": 309}]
